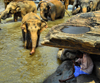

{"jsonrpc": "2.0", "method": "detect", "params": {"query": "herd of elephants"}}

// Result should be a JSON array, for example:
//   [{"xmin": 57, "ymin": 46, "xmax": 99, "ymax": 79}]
[{"xmin": 0, "ymin": 0, "xmax": 100, "ymax": 55}]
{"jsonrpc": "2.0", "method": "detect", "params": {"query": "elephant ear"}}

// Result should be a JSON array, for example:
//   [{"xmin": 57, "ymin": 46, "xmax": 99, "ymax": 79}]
[
  {"xmin": 40, "ymin": 20, "xmax": 48, "ymax": 33},
  {"xmin": 16, "ymin": 5, "xmax": 21, "ymax": 12},
  {"xmin": 47, "ymin": 2, "xmax": 53, "ymax": 11},
  {"xmin": 21, "ymin": 22, "xmax": 27, "ymax": 33}
]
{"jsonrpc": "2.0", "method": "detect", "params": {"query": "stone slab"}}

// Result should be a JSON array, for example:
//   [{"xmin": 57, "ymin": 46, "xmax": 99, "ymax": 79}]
[{"xmin": 41, "ymin": 11, "xmax": 100, "ymax": 55}]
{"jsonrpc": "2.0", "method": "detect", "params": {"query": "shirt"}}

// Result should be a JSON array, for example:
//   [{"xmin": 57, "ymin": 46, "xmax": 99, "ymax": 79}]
[{"xmin": 76, "ymin": 54, "xmax": 94, "ymax": 74}]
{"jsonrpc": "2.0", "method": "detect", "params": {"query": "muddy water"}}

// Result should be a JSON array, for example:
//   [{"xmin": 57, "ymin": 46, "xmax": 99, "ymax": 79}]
[{"xmin": 0, "ymin": 1, "xmax": 72, "ymax": 83}]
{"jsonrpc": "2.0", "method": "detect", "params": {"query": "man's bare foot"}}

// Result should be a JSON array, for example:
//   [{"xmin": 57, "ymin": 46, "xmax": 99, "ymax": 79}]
[{"xmin": 59, "ymin": 79, "xmax": 66, "ymax": 82}]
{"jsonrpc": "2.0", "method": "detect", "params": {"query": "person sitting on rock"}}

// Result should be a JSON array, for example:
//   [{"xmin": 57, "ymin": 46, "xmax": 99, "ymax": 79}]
[{"xmin": 59, "ymin": 51, "xmax": 94, "ymax": 82}]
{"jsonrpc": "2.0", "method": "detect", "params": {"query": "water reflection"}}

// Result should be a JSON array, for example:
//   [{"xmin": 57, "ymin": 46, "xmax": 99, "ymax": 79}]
[{"xmin": 0, "ymin": 0, "xmax": 72, "ymax": 83}]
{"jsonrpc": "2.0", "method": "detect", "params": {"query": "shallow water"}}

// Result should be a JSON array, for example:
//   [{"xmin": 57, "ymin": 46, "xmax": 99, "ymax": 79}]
[
  {"xmin": 0, "ymin": 1, "xmax": 72, "ymax": 83},
  {"xmin": 62, "ymin": 26, "xmax": 90, "ymax": 34}
]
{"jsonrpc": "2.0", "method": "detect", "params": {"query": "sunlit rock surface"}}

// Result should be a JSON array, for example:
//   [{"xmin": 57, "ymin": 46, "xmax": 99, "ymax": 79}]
[{"xmin": 41, "ymin": 11, "xmax": 100, "ymax": 55}]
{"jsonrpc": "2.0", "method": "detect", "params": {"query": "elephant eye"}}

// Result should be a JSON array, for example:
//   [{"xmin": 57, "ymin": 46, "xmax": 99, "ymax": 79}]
[
  {"xmin": 27, "ymin": 23, "xmax": 30, "ymax": 26},
  {"xmin": 37, "ymin": 23, "xmax": 41, "ymax": 27}
]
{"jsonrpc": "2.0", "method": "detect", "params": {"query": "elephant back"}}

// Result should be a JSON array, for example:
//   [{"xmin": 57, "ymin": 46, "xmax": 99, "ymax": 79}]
[
  {"xmin": 49, "ymin": 0, "xmax": 63, "ymax": 6},
  {"xmin": 22, "ymin": 12, "xmax": 40, "ymax": 23}
]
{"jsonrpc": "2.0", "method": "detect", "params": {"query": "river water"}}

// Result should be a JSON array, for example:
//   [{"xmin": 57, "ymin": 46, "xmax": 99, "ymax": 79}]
[{"xmin": 0, "ymin": 1, "xmax": 72, "ymax": 83}]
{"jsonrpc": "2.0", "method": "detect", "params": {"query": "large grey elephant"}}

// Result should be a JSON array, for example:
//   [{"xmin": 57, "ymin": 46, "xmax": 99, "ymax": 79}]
[
  {"xmin": 72, "ymin": 0, "xmax": 100, "ymax": 13},
  {"xmin": 37, "ymin": 0, "xmax": 65, "ymax": 21},
  {"xmin": 0, "ymin": 1, "xmax": 37, "ymax": 22},
  {"xmin": 21, "ymin": 12, "xmax": 48, "ymax": 55}
]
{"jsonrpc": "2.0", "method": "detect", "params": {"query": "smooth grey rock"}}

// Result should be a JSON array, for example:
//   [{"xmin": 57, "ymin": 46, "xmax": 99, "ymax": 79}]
[
  {"xmin": 94, "ymin": 62, "xmax": 100, "ymax": 80},
  {"xmin": 41, "ymin": 11, "xmax": 100, "ymax": 55},
  {"xmin": 43, "ymin": 61, "xmax": 76, "ymax": 83},
  {"xmin": 61, "ymin": 49, "xmax": 76, "ymax": 61},
  {"xmin": 80, "ymin": 12, "xmax": 95, "ymax": 18},
  {"xmin": 77, "ymin": 74, "xmax": 100, "ymax": 83},
  {"xmin": 57, "ymin": 49, "xmax": 76, "ymax": 61}
]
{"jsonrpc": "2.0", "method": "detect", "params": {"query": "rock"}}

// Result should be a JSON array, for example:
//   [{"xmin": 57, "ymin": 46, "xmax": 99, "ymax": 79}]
[
  {"xmin": 57, "ymin": 49, "xmax": 76, "ymax": 61},
  {"xmin": 41, "ymin": 11, "xmax": 100, "ymax": 55},
  {"xmin": 57, "ymin": 48, "xmax": 64, "ymax": 60},
  {"xmin": 77, "ymin": 74, "xmax": 100, "ymax": 83},
  {"xmin": 94, "ymin": 62, "xmax": 100, "ymax": 80},
  {"xmin": 43, "ymin": 60, "xmax": 76, "ymax": 83}
]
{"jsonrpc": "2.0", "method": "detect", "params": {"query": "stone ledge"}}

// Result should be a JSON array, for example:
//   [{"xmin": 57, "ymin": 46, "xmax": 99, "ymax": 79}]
[{"xmin": 41, "ymin": 11, "xmax": 100, "ymax": 55}]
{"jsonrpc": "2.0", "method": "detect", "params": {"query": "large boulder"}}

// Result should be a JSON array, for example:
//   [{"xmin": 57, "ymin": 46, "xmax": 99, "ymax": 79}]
[
  {"xmin": 43, "ymin": 61, "xmax": 76, "ymax": 83},
  {"xmin": 77, "ymin": 74, "xmax": 100, "ymax": 83},
  {"xmin": 43, "ymin": 60, "xmax": 100, "ymax": 83},
  {"xmin": 57, "ymin": 49, "xmax": 76, "ymax": 61},
  {"xmin": 41, "ymin": 11, "xmax": 100, "ymax": 55},
  {"xmin": 94, "ymin": 62, "xmax": 100, "ymax": 80}
]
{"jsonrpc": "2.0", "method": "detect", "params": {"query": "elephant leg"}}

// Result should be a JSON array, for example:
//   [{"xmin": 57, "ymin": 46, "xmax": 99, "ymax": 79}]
[
  {"xmin": 14, "ymin": 13, "xmax": 18, "ymax": 22},
  {"xmin": 76, "ymin": 4, "xmax": 78, "ymax": 8},
  {"xmin": 72, "ymin": 1, "xmax": 77, "ymax": 12},
  {"xmin": 5, "ymin": 3, "xmax": 7, "ymax": 9},
  {"xmin": 22, "ymin": 29, "xmax": 25, "ymax": 42},
  {"xmin": 36, "ymin": 32, "xmax": 40, "ymax": 48},
  {"xmin": 44, "ymin": 13, "xmax": 48, "ymax": 18},
  {"xmin": 96, "ymin": 2, "xmax": 100, "ymax": 10},
  {"xmin": 60, "ymin": 9, "xmax": 65, "ymax": 18},
  {"xmin": 25, "ymin": 32, "xmax": 30, "ymax": 49},
  {"xmin": 51, "ymin": 12, "xmax": 56, "ymax": 21},
  {"xmin": 65, "ymin": 0, "xmax": 69, "ymax": 9}
]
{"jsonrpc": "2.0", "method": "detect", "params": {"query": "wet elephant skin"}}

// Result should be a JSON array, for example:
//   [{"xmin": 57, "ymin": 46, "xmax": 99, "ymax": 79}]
[
  {"xmin": 72, "ymin": 0, "xmax": 100, "ymax": 14},
  {"xmin": 37, "ymin": 0, "xmax": 65, "ymax": 21},
  {"xmin": 21, "ymin": 12, "xmax": 48, "ymax": 55},
  {"xmin": 0, "ymin": 1, "xmax": 37, "ymax": 22}
]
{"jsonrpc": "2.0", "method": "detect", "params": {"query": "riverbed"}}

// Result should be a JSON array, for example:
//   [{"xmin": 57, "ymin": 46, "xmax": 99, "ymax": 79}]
[{"xmin": 0, "ymin": 1, "xmax": 72, "ymax": 83}]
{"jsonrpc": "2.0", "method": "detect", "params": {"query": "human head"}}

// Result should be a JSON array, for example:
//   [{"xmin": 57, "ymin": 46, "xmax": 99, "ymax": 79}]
[{"xmin": 76, "ymin": 50, "xmax": 83, "ymax": 58}]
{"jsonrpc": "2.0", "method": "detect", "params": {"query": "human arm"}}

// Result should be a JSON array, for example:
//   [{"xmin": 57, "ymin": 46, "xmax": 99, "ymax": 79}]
[
  {"xmin": 75, "ymin": 58, "xmax": 82, "ymax": 64},
  {"xmin": 80, "ymin": 54, "xmax": 88, "ymax": 70},
  {"xmin": 72, "ymin": 60, "xmax": 80, "ymax": 66}
]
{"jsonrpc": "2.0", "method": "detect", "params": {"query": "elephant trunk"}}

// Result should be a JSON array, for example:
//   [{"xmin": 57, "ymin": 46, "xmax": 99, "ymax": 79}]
[
  {"xmin": 40, "ymin": 11, "xmax": 47, "ymax": 21},
  {"xmin": 82, "ymin": 6, "xmax": 87, "ymax": 13},
  {"xmin": 1, "ymin": 10, "xmax": 9, "ymax": 20},
  {"xmin": 30, "ymin": 32, "xmax": 38, "ymax": 55}
]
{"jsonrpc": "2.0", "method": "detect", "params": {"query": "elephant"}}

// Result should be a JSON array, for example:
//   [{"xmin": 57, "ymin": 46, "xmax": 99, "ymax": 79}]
[
  {"xmin": 0, "ymin": 1, "xmax": 37, "ymax": 23},
  {"xmin": 21, "ymin": 12, "xmax": 48, "ymax": 55},
  {"xmin": 72, "ymin": 0, "xmax": 100, "ymax": 13},
  {"xmin": 4, "ymin": 0, "xmax": 32, "ymax": 9},
  {"xmin": 37, "ymin": 0, "xmax": 65, "ymax": 21}
]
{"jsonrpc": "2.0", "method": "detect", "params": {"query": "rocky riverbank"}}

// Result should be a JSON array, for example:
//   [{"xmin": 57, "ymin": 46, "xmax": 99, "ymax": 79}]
[
  {"xmin": 43, "ymin": 49, "xmax": 100, "ymax": 83},
  {"xmin": 41, "ymin": 11, "xmax": 100, "ymax": 55},
  {"xmin": 42, "ymin": 11, "xmax": 100, "ymax": 83}
]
